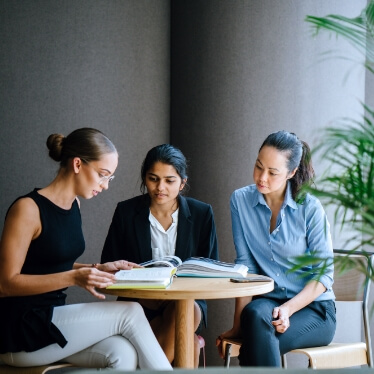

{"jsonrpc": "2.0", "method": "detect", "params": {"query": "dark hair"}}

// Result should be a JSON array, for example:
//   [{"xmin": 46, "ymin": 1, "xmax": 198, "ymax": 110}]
[
  {"xmin": 140, "ymin": 144, "xmax": 188, "ymax": 194},
  {"xmin": 259, "ymin": 131, "xmax": 314, "ymax": 200},
  {"xmin": 46, "ymin": 128, "xmax": 117, "ymax": 167}
]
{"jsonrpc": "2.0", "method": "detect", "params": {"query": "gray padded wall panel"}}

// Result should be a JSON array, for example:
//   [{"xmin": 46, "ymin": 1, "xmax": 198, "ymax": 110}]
[
  {"xmin": 0, "ymin": 0, "xmax": 170, "ymax": 302},
  {"xmin": 170, "ymin": 0, "xmax": 366, "ymax": 366}
]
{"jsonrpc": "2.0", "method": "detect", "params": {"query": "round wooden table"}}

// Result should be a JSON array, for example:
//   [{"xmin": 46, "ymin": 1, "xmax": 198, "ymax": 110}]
[{"xmin": 101, "ymin": 276, "xmax": 274, "ymax": 368}]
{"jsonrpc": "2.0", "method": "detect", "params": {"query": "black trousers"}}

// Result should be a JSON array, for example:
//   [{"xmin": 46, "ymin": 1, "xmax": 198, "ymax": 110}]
[{"xmin": 239, "ymin": 297, "xmax": 336, "ymax": 367}]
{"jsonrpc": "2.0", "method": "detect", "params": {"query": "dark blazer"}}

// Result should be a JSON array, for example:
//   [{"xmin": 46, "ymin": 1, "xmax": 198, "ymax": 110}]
[{"xmin": 101, "ymin": 194, "xmax": 219, "ymax": 326}]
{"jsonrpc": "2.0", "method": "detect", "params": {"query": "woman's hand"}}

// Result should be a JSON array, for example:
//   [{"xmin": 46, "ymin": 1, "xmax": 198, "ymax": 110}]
[
  {"xmin": 272, "ymin": 304, "xmax": 291, "ymax": 333},
  {"xmin": 216, "ymin": 328, "xmax": 242, "ymax": 359},
  {"xmin": 72, "ymin": 261, "xmax": 143, "ymax": 299},
  {"xmin": 97, "ymin": 260, "xmax": 142, "ymax": 273},
  {"xmin": 271, "ymin": 281, "xmax": 327, "ymax": 334},
  {"xmin": 73, "ymin": 267, "xmax": 118, "ymax": 299}
]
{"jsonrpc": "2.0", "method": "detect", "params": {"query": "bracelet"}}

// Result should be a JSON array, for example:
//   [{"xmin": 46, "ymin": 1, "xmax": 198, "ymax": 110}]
[{"xmin": 92, "ymin": 263, "xmax": 99, "ymax": 269}]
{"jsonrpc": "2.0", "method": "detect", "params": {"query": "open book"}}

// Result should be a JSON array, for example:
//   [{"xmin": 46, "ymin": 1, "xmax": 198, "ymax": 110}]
[
  {"xmin": 107, "ymin": 267, "xmax": 176, "ymax": 289},
  {"xmin": 140, "ymin": 256, "xmax": 249, "ymax": 278}
]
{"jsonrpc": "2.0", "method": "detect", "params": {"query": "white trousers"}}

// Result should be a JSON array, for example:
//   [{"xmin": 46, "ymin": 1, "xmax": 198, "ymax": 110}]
[{"xmin": 0, "ymin": 301, "xmax": 172, "ymax": 370}]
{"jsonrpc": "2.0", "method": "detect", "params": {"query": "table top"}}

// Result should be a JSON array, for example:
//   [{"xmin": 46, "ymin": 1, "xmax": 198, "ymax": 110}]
[{"xmin": 100, "ymin": 275, "xmax": 274, "ymax": 300}]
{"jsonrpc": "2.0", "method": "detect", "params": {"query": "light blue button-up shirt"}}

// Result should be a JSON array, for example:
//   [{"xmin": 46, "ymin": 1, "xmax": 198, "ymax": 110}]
[{"xmin": 231, "ymin": 183, "xmax": 335, "ymax": 301}]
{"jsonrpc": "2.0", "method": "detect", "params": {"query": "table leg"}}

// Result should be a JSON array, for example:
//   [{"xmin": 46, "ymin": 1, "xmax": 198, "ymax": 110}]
[{"xmin": 174, "ymin": 299, "xmax": 195, "ymax": 368}]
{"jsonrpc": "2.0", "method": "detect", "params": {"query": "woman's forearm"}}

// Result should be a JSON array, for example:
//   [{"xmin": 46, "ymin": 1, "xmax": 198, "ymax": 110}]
[
  {"xmin": 282, "ymin": 280, "xmax": 326, "ymax": 316},
  {"xmin": 0, "ymin": 270, "xmax": 77, "ymax": 297}
]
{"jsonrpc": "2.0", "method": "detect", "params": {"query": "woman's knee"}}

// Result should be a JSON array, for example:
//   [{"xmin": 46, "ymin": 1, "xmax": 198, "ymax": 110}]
[
  {"xmin": 193, "ymin": 302, "xmax": 202, "ymax": 331},
  {"xmin": 241, "ymin": 300, "xmax": 274, "ymax": 330},
  {"xmin": 242, "ymin": 302, "xmax": 266, "ymax": 321},
  {"xmin": 116, "ymin": 301, "xmax": 145, "ymax": 320},
  {"xmin": 102, "ymin": 336, "xmax": 138, "ymax": 369},
  {"xmin": 67, "ymin": 335, "xmax": 138, "ymax": 370}
]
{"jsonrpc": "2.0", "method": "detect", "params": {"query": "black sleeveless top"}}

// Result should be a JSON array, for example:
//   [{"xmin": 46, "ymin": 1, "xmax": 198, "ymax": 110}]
[{"xmin": 0, "ymin": 189, "xmax": 85, "ymax": 353}]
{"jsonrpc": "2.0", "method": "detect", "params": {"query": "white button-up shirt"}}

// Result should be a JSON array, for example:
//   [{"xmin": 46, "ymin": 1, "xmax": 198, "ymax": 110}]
[{"xmin": 149, "ymin": 209, "xmax": 179, "ymax": 259}]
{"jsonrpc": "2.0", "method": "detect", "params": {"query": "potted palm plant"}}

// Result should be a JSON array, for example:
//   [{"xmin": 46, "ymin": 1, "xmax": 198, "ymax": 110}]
[{"xmin": 292, "ymin": 1, "xmax": 374, "ymax": 275}]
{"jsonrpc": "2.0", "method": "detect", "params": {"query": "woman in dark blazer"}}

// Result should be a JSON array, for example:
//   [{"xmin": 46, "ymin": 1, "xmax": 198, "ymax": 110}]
[{"xmin": 101, "ymin": 144, "xmax": 219, "ymax": 367}]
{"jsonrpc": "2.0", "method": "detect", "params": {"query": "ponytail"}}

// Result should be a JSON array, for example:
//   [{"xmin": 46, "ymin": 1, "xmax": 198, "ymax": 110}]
[{"xmin": 291, "ymin": 141, "xmax": 315, "ymax": 201}]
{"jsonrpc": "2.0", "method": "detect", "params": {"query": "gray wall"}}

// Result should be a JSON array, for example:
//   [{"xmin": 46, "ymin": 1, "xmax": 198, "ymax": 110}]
[
  {"xmin": 0, "ymin": 0, "xmax": 369, "ymax": 369},
  {"xmin": 0, "ymin": 0, "xmax": 170, "ymax": 302}
]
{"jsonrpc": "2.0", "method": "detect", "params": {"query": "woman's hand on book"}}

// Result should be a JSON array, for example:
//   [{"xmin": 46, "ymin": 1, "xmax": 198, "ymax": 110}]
[
  {"xmin": 100, "ymin": 260, "xmax": 143, "ymax": 274},
  {"xmin": 78, "ymin": 261, "xmax": 143, "ymax": 299},
  {"xmin": 74, "ymin": 267, "xmax": 117, "ymax": 299}
]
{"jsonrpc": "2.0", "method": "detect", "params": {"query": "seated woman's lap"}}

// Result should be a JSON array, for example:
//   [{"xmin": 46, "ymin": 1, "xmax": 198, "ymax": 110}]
[
  {"xmin": 0, "ymin": 301, "xmax": 154, "ymax": 368},
  {"xmin": 278, "ymin": 300, "xmax": 336, "ymax": 353},
  {"xmin": 65, "ymin": 335, "xmax": 137, "ymax": 369},
  {"xmin": 239, "ymin": 297, "xmax": 336, "ymax": 366}
]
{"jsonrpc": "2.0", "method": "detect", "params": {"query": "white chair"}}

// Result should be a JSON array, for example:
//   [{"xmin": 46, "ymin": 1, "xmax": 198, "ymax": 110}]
[
  {"xmin": 0, "ymin": 337, "xmax": 207, "ymax": 372},
  {"xmin": 0, "ymin": 362, "xmax": 74, "ymax": 373},
  {"xmin": 222, "ymin": 249, "xmax": 374, "ymax": 369}
]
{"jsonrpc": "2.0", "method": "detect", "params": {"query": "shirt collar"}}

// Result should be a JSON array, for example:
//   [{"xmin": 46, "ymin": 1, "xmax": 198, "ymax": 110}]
[
  {"xmin": 252, "ymin": 181, "xmax": 298, "ymax": 209},
  {"xmin": 148, "ymin": 208, "xmax": 179, "ymax": 229},
  {"xmin": 284, "ymin": 182, "xmax": 298, "ymax": 209}
]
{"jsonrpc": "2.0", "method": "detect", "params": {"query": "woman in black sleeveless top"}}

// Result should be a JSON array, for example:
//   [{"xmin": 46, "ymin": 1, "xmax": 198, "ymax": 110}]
[{"xmin": 0, "ymin": 128, "xmax": 171, "ymax": 370}]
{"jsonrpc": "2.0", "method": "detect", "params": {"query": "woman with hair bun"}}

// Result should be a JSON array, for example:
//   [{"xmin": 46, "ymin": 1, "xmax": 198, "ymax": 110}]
[
  {"xmin": 101, "ymin": 143, "xmax": 219, "ymax": 367},
  {"xmin": 216, "ymin": 131, "xmax": 336, "ymax": 367},
  {"xmin": 0, "ymin": 128, "xmax": 171, "ymax": 371}
]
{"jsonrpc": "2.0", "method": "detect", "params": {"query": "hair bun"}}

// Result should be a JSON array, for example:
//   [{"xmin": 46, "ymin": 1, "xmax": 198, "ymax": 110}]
[{"xmin": 46, "ymin": 133, "xmax": 65, "ymax": 162}]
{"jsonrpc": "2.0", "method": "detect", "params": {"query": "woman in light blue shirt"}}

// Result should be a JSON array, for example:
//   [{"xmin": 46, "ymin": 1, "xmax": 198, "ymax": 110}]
[{"xmin": 217, "ymin": 131, "xmax": 336, "ymax": 367}]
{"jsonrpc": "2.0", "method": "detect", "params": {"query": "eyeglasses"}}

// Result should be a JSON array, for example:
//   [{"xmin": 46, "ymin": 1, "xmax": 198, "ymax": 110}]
[
  {"xmin": 98, "ymin": 174, "xmax": 115, "ymax": 186},
  {"xmin": 85, "ymin": 163, "xmax": 115, "ymax": 186}
]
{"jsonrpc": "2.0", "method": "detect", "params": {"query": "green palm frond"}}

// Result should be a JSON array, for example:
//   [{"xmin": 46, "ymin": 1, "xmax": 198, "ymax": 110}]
[
  {"xmin": 300, "ymin": 104, "xmax": 374, "ymax": 250},
  {"xmin": 305, "ymin": 1, "xmax": 374, "ymax": 70},
  {"xmin": 294, "ymin": 1, "xmax": 374, "ymax": 279},
  {"xmin": 288, "ymin": 251, "xmax": 374, "ymax": 283}
]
